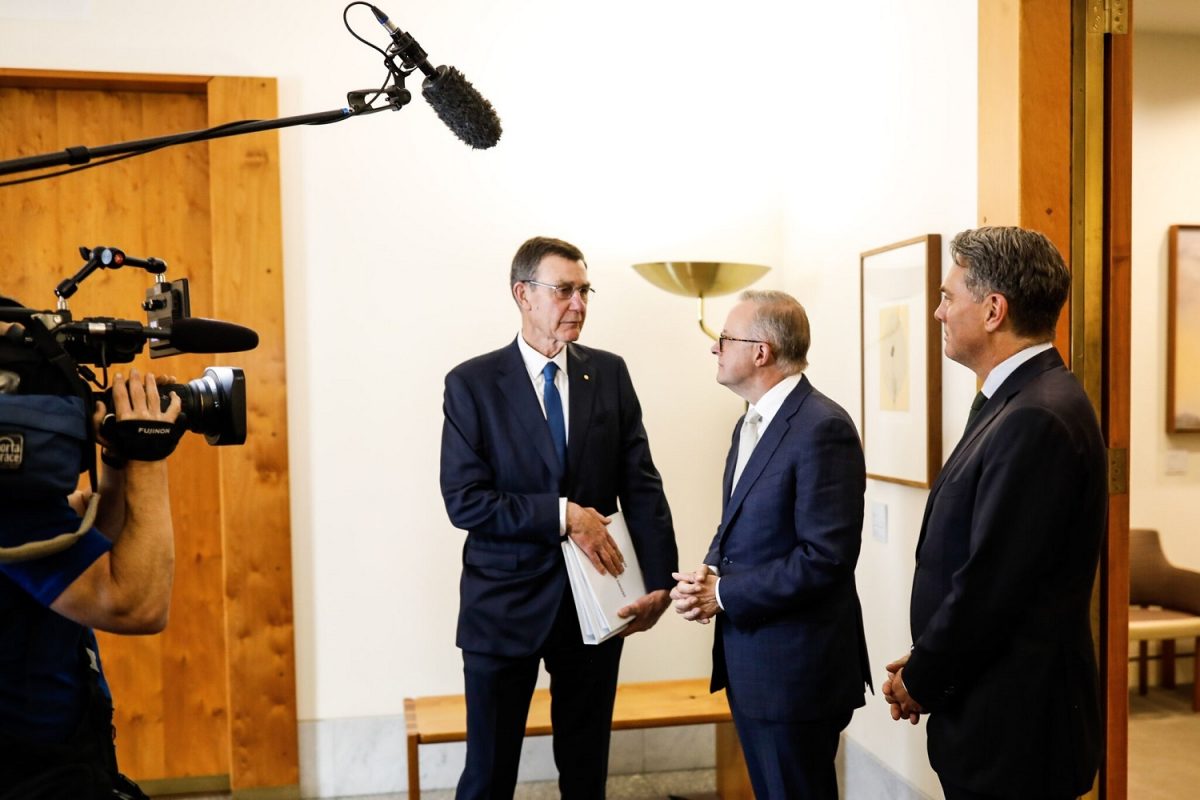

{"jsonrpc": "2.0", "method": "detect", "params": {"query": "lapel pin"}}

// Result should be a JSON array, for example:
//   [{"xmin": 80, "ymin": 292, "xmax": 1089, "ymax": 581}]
[{"xmin": 583, "ymin": 374, "xmax": 590, "ymax": 381}]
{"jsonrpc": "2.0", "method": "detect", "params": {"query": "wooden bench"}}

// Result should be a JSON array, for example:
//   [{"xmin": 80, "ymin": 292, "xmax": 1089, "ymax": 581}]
[{"xmin": 404, "ymin": 677, "xmax": 751, "ymax": 799}]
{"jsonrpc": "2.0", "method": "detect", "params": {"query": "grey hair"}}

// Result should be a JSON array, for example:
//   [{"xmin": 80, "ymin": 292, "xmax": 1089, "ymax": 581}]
[
  {"xmin": 949, "ymin": 226, "xmax": 1070, "ymax": 339},
  {"xmin": 740, "ymin": 289, "xmax": 810, "ymax": 374},
  {"xmin": 510, "ymin": 236, "xmax": 586, "ymax": 288}
]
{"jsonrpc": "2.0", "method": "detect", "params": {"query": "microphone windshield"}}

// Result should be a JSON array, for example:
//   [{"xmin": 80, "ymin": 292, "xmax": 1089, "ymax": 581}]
[
  {"xmin": 167, "ymin": 318, "xmax": 259, "ymax": 354},
  {"xmin": 422, "ymin": 66, "xmax": 503, "ymax": 150}
]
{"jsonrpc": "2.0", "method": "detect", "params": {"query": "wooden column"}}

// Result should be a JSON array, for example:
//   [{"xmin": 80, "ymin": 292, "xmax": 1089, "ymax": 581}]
[
  {"xmin": 208, "ymin": 76, "xmax": 300, "ymax": 798},
  {"xmin": 1101, "ymin": 9, "xmax": 1133, "ymax": 797}
]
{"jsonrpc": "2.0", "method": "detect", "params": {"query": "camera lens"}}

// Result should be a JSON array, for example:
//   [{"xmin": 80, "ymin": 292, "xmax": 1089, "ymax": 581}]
[{"xmin": 159, "ymin": 366, "xmax": 246, "ymax": 446}]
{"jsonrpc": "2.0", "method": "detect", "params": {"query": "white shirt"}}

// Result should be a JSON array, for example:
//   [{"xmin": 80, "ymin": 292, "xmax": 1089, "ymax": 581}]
[
  {"xmin": 980, "ymin": 342, "xmax": 1054, "ymax": 401},
  {"xmin": 747, "ymin": 373, "xmax": 802, "ymax": 438},
  {"xmin": 516, "ymin": 334, "xmax": 570, "ymax": 534}
]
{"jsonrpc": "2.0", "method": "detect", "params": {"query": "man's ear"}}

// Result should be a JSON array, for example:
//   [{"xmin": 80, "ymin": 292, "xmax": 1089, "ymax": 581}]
[
  {"xmin": 754, "ymin": 341, "xmax": 773, "ymax": 367},
  {"xmin": 513, "ymin": 281, "xmax": 530, "ymax": 309},
  {"xmin": 983, "ymin": 292, "xmax": 1008, "ymax": 332}
]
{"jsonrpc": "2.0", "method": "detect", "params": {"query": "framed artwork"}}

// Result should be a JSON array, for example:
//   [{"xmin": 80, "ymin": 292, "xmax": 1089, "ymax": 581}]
[
  {"xmin": 860, "ymin": 234, "xmax": 942, "ymax": 487},
  {"xmin": 1168, "ymin": 225, "xmax": 1200, "ymax": 433}
]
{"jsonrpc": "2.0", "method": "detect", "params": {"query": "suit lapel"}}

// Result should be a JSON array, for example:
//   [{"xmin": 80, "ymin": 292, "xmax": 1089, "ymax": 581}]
[
  {"xmin": 719, "ymin": 377, "xmax": 813, "ymax": 534},
  {"xmin": 720, "ymin": 429, "xmax": 738, "ymax": 507},
  {"xmin": 566, "ymin": 345, "xmax": 596, "ymax": 481},
  {"xmin": 916, "ymin": 348, "xmax": 1066, "ymax": 552},
  {"xmin": 496, "ymin": 339, "xmax": 561, "ymax": 476}
]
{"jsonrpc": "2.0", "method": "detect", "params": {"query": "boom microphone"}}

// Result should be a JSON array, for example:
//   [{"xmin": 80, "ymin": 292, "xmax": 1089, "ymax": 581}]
[
  {"xmin": 370, "ymin": 5, "xmax": 503, "ymax": 149},
  {"xmin": 164, "ymin": 318, "xmax": 259, "ymax": 354}
]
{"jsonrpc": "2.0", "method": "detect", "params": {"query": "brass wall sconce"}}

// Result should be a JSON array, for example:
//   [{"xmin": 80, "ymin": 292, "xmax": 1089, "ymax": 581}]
[{"xmin": 632, "ymin": 261, "xmax": 771, "ymax": 339}]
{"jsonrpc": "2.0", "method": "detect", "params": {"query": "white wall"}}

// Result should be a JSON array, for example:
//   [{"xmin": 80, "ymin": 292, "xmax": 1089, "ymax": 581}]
[
  {"xmin": 774, "ymin": 6, "xmax": 977, "ymax": 792},
  {"xmin": 0, "ymin": 2, "xmax": 975, "ymax": 796},
  {"xmin": 1131, "ymin": 31, "xmax": 1200, "ymax": 573}
]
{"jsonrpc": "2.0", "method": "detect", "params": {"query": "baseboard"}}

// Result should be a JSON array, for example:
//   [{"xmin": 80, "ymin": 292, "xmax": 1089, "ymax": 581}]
[
  {"xmin": 299, "ymin": 715, "xmax": 716, "ymax": 798},
  {"xmin": 298, "ymin": 714, "xmax": 934, "ymax": 799},
  {"xmin": 839, "ymin": 735, "xmax": 936, "ymax": 800}
]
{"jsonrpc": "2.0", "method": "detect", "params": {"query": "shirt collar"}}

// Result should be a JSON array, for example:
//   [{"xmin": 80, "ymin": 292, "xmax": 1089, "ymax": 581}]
[
  {"xmin": 749, "ymin": 373, "xmax": 802, "ymax": 432},
  {"xmin": 981, "ymin": 342, "xmax": 1053, "ymax": 398},
  {"xmin": 516, "ymin": 334, "xmax": 568, "ymax": 382}
]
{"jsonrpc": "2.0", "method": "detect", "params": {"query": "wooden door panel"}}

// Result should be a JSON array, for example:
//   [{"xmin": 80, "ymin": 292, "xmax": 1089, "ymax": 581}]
[{"xmin": 0, "ymin": 85, "xmax": 230, "ymax": 782}]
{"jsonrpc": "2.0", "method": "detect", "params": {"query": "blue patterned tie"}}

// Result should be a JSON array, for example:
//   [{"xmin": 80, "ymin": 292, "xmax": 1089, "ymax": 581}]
[{"xmin": 542, "ymin": 361, "xmax": 567, "ymax": 469}]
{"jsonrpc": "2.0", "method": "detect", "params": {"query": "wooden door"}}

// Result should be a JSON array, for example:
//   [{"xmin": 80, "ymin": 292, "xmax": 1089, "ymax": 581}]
[{"xmin": 0, "ymin": 71, "xmax": 297, "ymax": 795}]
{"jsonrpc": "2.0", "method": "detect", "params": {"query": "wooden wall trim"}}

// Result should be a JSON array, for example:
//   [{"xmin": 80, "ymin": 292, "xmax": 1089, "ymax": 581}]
[
  {"xmin": 1101, "ymin": 15, "xmax": 1134, "ymax": 799},
  {"xmin": 0, "ymin": 67, "xmax": 209, "ymax": 93},
  {"xmin": 207, "ymin": 75, "xmax": 299, "ymax": 792},
  {"xmin": 978, "ymin": 0, "xmax": 1021, "ymax": 228},
  {"xmin": 1019, "ymin": 0, "xmax": 1074, "ymax": 355},
  {"xmin": 979, "ymin": 1, "xmax": 1073, "ymax": 355}
]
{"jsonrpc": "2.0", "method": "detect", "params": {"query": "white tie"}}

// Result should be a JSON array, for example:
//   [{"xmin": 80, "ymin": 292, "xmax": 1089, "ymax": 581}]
[{"xmin": 731, "ymin": 409, "xmax": 763, "ymax": 491}]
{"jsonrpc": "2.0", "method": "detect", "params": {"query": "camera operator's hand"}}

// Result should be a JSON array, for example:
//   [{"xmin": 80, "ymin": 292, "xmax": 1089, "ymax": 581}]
[
  {"xmin": 94, "ymin": 369, "xmax": 180, "ymax": 434},
  {"xmin": 97, "ymin": 369, "xmax": 183, "ymax": 467},
  {"xmin": 109, "ymin": 369, "xmax": 181, "ymax": 424}
]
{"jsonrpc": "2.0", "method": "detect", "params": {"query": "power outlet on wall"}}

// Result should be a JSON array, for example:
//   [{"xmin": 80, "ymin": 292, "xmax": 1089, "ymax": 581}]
[
  {"xmin": 871, "ymin": 502, "xmax": 889, "ymax": 543},
  {"xmin": 1166, "ymin": 449, "xmax": 1189, "ymax": 476}
]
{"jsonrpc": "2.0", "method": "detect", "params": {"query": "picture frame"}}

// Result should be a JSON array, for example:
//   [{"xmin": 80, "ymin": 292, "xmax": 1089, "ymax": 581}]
[
  {"xmin": 860, "ymin": 234, "xmax": 942, "ymax": 487},
  {"xmin": 1168, "ymin": 224, "xmax": 1200, "ymax": 433}
]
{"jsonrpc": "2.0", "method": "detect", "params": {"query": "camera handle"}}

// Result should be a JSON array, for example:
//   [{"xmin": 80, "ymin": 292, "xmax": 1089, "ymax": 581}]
[{"xmin": 55, "ymin": 247, "xmax": 169, "ymax": 307}]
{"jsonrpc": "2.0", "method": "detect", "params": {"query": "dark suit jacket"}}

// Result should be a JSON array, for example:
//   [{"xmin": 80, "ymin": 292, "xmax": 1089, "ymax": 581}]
[
  {"xmin": 440, "ymin": 339, "xmax": 677, "ymax": 658},
  {"xmin": 705, "ymin": 375, "xmax": 871, "ymax": 722},
  {"xmin": 905, "ymin": 348, "xmax": 1106, "ymax": 797}
]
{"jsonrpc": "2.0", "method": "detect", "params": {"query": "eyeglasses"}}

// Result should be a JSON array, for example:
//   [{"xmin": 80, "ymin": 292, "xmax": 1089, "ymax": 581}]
[
  {"xmin": 717, "ymin": 334, "xmax": 767, "ymax": 353},
  {"xmin": 525, "ymin": 280, "xmax": 596, "ymax": 302}
]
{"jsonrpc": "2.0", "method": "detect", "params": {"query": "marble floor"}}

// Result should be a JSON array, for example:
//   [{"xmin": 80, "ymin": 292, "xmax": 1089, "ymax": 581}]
[
  {"xmin": 176, "ymin": 768, "xmax": 716, "ymax": 800},
  {"xmin": 164, "ymin": 694, "xmax": 1200, "ymax": 800}
]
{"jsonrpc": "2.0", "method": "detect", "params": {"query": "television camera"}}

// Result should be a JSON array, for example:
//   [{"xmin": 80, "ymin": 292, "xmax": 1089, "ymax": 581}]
[{"xmin": 0, "ymin": 245, "xmax": 257, "ymax": 448}]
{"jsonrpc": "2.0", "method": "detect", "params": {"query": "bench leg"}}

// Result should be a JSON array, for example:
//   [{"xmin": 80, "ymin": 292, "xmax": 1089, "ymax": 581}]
[
  {"xmin": 405, "ymin": 698, "xmax": 421, "ymax": 800},
  {"xmin": 1138, "ymin": 640, "xmax": 1148, "ymax": 695},
  {"xmin": 715, "ymin": 722, "xmax": 753, "ymax": 800},
  {"xmin": 1163, "ymin": 639, "xmax": 1177, "ymax": 690},
  {"xmin": 408, "ymin": 733, "xmax": 420, "ymax": 800}
]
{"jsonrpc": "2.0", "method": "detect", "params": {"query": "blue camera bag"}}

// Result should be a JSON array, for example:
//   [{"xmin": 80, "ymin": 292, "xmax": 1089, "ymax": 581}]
[{"xmin": 0, "ymin": 394, "xmax": 88, "ymax": 498}]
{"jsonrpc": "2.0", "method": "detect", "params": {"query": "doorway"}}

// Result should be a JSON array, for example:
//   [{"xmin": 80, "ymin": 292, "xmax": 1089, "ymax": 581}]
[
  {"xmin": 1125, "ymin": 2, "xmax": 1200, "ymax": 796},
  {"xmin": 0, "ymin": 69, "xmax": 298, "ymax": 796}
]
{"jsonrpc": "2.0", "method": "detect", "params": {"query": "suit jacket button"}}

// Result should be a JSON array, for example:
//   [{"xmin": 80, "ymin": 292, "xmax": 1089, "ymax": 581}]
[{"xmin": 721, "ymin": 557, "xmax": 731, "ymax": 565}]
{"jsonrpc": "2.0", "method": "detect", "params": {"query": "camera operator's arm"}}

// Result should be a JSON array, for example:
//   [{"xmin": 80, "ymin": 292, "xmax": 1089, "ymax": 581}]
[
  {"xmin": 68, "ymin": 420, "xmax": 129, "ymax": 535},
  {"xmin": 52, "ymin": 369, "xmax": 182, "ymax": 634}
]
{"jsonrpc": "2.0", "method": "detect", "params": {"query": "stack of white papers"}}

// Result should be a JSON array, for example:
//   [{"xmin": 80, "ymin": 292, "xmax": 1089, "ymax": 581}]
[{"xmin": 561, "ymin": 511, "xmax": 646, "ymax": 645}]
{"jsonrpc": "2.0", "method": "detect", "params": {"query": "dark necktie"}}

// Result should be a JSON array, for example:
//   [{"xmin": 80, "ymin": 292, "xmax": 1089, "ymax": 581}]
[
  {"xmin": 542, "ymin": 361, "xmax": 567, "ymax": 469},
  {"xmin": 965, "ymin": 390, "xmax": 987, "ymax": 432}
]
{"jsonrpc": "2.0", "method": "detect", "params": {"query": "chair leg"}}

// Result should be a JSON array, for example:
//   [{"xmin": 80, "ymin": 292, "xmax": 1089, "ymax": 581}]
[
  {"xmin": 1194, "ymin": 637, "xmax": 1200, "ymax": 713},
  {"xmin": 1163, "ymin": 639, "xmax": 1177, "ymax": 690},
  {"xmin": 1138, "ymin": 640, "xmax": 1149, "ymax": 695}
]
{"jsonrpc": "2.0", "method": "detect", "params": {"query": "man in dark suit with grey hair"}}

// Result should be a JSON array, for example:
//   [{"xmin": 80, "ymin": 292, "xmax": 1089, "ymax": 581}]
[
  {"xmin": 440, "ymin": 236, "xmax": 677, "ymax": 800},
  {"xmin": 672, "ymin": 289, "xmax": 871, "ymax": 799},
  {"xmin": 883, "ymin": 226, "xmax": 1107, "ymax": 800}
]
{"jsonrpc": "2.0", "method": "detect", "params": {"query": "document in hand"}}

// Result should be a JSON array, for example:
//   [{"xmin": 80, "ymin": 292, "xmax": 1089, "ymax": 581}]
[{"xmin": 561, "ymin": 511, "xmax": 646, "ymax": 645}]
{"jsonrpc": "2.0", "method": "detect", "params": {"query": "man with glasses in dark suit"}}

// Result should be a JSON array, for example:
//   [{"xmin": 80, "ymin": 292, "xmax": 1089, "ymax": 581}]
[
  {"xmin": 671, "ymin": 290, "xmax": 871, "ymax": 799},
  {"xmin": 440, "ymin": 236, "xmax": 677, "ymax": 800}
]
